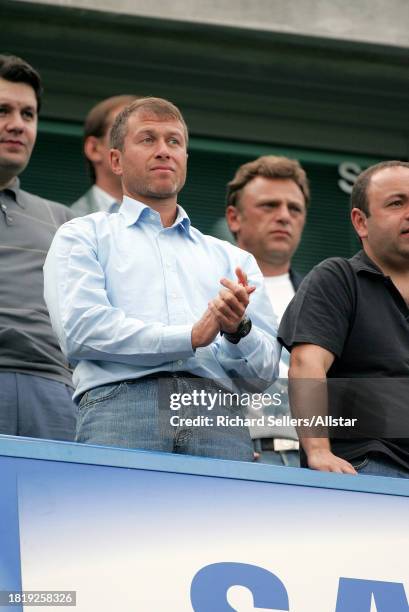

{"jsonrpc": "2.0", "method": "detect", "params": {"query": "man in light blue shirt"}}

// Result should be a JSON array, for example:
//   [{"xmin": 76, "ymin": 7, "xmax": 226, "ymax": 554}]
[{"xmin": 44, "ymin": 97, "xmax": 280, "ymax": 461}]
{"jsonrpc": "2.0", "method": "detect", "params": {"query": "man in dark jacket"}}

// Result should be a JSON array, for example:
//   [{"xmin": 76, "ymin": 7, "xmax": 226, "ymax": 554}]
[
  {"xmin": 72, "ymin": 95, "xmax": 138, "ymax": 216},
  {"xmin": 226, "ymin": 155, "xmax": 309, "ymax": 465}
]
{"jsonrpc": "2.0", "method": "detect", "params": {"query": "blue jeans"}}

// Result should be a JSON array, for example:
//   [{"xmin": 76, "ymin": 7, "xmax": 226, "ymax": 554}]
[
  {"xmin": 352, "ymin": 453, "xmax": 409, "ymax": 479},
  {"xmin": 0, "ymin": 372, "xmax": 76, "ymax": 441},
  {"xmin": 76, "ymin": 376, "xmax": 254, "ymax": 462}
]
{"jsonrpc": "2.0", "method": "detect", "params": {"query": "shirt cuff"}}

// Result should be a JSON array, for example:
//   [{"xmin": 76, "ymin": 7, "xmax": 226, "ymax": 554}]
[
  {"xmin": 220, "ymin": 328, "xmax": 261, "ymax": 357},
  {"xmin": 161, "ymin": 325, "xmax": 195, "ymax": 358}
]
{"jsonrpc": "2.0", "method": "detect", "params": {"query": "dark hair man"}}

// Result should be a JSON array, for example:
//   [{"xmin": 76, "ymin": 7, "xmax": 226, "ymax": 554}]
[
  {"xmin": 44, "ymin": 97, "xmax": 280, "ymax": 461},
  {"xmin": 226, "ymin": 155, "xmax": 309, "ymax": 466},
  {"xmin": 279, "ymin": 160, "xmax": 409, "ymax": 478},
  {"xmin": 71, "ymin": 95, "xmax": 138, "ymax": 215},
  {"xmin": 0, "ymin": 54, "xmax": 75, "ymax": 440}
]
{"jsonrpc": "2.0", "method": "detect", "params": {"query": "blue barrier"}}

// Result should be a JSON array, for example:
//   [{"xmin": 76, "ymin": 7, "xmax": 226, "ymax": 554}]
[{"xmin": 0, "ymin": 436, "xmax": 408, "ymax": 611}]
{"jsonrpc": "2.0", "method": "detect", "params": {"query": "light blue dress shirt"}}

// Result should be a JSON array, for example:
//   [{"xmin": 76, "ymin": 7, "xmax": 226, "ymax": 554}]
[{"xmin": 44, "ymin": 196, "xmax": 280, "ymax": 401}]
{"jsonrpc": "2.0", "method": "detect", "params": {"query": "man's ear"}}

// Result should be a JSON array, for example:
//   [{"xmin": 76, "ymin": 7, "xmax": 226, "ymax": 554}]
[
  {"xmin": 110, "ymin": 148, "xmax": 123, "ymax": 176},
  {"xmin": 351, "ymin": 207, "xmax": 368, "ymax": 240},
  {"xmin": 226, "ymin": 205, "xmax": 241, "ymax": 235},
  {"xmin": 84, "ymin": 136, "xmax": 103, "ymax": 164}
]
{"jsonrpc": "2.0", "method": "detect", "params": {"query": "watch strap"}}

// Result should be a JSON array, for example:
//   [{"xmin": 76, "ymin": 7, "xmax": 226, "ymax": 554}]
[{"xmin": 221, "ymin": 317, "xmax": 252, "ymax": 344}]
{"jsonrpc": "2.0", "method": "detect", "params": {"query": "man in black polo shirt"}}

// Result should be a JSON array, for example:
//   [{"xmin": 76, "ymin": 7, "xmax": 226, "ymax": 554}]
[
  {"xmin": 279, "ymin": 160, "xmax": 409, "ymax": 478},
  {"xmin": 0, "ymin": 54, "xmax": 75, "ymax": 440}
]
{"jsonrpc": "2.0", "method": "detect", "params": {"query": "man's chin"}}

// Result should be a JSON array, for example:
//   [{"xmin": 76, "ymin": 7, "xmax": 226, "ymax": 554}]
[
  {"xmin": 0, "ymin": 156, "xmax": 29, "ymax": 176},
  {"xmin": 126, "ymin": 179, "xmax": 184, "ymax": 202},
  {"xmin": 146, "ymin": 190, "xmax": 177, "ymax": 200},
  {"xmin": 266, "ymin": 244, "xmax": 293, "ymax": 259},
  {"xmin": 144, "ymin": 183, "xmax": 182, "ymax": 200}
]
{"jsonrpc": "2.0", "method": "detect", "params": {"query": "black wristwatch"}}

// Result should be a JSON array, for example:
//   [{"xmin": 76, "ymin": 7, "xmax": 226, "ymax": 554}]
[{"xmin": 221, "ymin": 317, "xmax": 252, "ymax": 344}]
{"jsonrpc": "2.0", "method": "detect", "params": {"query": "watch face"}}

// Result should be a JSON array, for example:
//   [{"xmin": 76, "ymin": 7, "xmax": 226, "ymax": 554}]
[
  {"xmin": 231, "ymin": 317, "xmax": 252, "ymax": 340},
  {"xmin": 222, "ymin": 317, "xmax": 252, "ymax": 344},
  {"xmin": 239, "ymin": 317, "xmax": 252, "ymax": 337}
]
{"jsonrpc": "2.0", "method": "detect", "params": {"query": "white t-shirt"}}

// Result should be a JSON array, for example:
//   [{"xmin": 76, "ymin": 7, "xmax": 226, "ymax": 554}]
[
  {"xmin": 264, "ymin": 274, "xmax": 294, "ymax": 377},
  {"xmin": 247, "ymin": 272, "xmax": 299, "ymax": 444}
]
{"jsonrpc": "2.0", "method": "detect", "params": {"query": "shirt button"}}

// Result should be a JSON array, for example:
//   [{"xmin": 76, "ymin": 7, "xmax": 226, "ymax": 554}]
[{"xmin": 177, "ymin": 360, "xmax": 184, "ymax": 366}]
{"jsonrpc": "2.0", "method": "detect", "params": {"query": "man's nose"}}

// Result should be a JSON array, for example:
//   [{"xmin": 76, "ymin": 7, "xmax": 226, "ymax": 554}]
[
  {"xmin": 154, "ymin": 139, "xmax": 171, "ymax": 157},
  {"xmin": 276, "ymin": 204, "xmax": 291, "ymax": 223},
  {"xmin": 6, "ymin": 111, "xmax": 25, "ymax": 133}
]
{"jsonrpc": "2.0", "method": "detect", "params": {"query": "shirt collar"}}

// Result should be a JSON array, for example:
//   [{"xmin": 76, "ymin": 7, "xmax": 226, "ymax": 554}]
[
  {"xmin": 92, "ymin": 185, "xmax": 120, "ymax": 214},
  {"xmin": 1, "ymin": 177, "xmax": 25, "ymax": 208},
  {"xmin": 119, "ymin": 195, "xmax": 193, "ymax": 237},
  {"xmin": 349, "ymin": 249, "xmax": 384, "ymax": 276}
]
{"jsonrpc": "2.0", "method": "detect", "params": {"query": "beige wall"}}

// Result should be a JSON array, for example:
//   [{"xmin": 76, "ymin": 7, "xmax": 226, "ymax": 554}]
[{"xmin": 18, "ymin": 0, "xmax": 409, "ymax": 48}]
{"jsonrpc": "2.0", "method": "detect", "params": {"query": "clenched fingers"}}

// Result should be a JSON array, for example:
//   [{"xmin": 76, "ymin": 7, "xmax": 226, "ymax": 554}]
[{"xmin": 219, "ymin": 278, "xmax": 253, "ymax": 304}]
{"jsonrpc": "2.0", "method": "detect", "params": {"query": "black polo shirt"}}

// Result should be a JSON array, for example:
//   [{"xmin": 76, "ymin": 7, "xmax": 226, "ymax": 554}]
[
  {"xmin": 278, "ymin": 250, "xmax": 409, "ymax": 469},
  {"xmin": 0, "ymin": 179, "xmax": 74, "ymax": 386}
]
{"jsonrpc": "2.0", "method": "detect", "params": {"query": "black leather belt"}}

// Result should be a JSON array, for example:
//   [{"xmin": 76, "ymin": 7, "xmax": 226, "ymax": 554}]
[
  {"xmin": 259, "ymin": 439, "xmax": 276, "ymax": 451},
  {"xmin": 126, "ymin": 371, "xmax": 202, "ymax": 383}
]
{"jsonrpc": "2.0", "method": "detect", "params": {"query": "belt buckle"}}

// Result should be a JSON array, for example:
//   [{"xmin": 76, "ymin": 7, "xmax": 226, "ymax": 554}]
[{"xmin": 273, "ymin": 439, "xmax": 300, "ymax": 452}]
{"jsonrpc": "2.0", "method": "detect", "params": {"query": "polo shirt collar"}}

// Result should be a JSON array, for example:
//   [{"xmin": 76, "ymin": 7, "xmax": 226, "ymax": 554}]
[
  {"xmin": 1, "ymin": 178, "xmax": 25, "ymax": 208},
  {"xmin": 120, "ymin": 195, "xmax": 193, "ymax": 237},
  {"xmin": 349, "ymin": 250, "xmax": 384, "ymax": 276}
]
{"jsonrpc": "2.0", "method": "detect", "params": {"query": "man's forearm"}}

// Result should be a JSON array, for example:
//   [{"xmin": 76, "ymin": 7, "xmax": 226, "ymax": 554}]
[
  {"xmin": 288, "ymin": 362, "xmax": 330, "ymax": 453},
  {"xmin": 289, "ymin": 358, "xmax": 356, "ymax": 474}
]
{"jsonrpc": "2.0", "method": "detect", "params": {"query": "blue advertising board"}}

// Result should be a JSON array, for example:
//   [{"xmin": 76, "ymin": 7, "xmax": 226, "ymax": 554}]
[{"xmin": 0, "ymin": 436, "xmax": 408, "ymax": 611}]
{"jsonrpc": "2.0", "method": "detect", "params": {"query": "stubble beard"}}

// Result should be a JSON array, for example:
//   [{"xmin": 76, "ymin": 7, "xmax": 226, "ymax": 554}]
[{"xmin": 128, "ymin": 176, "xmax": 183, "ymax": 201}]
